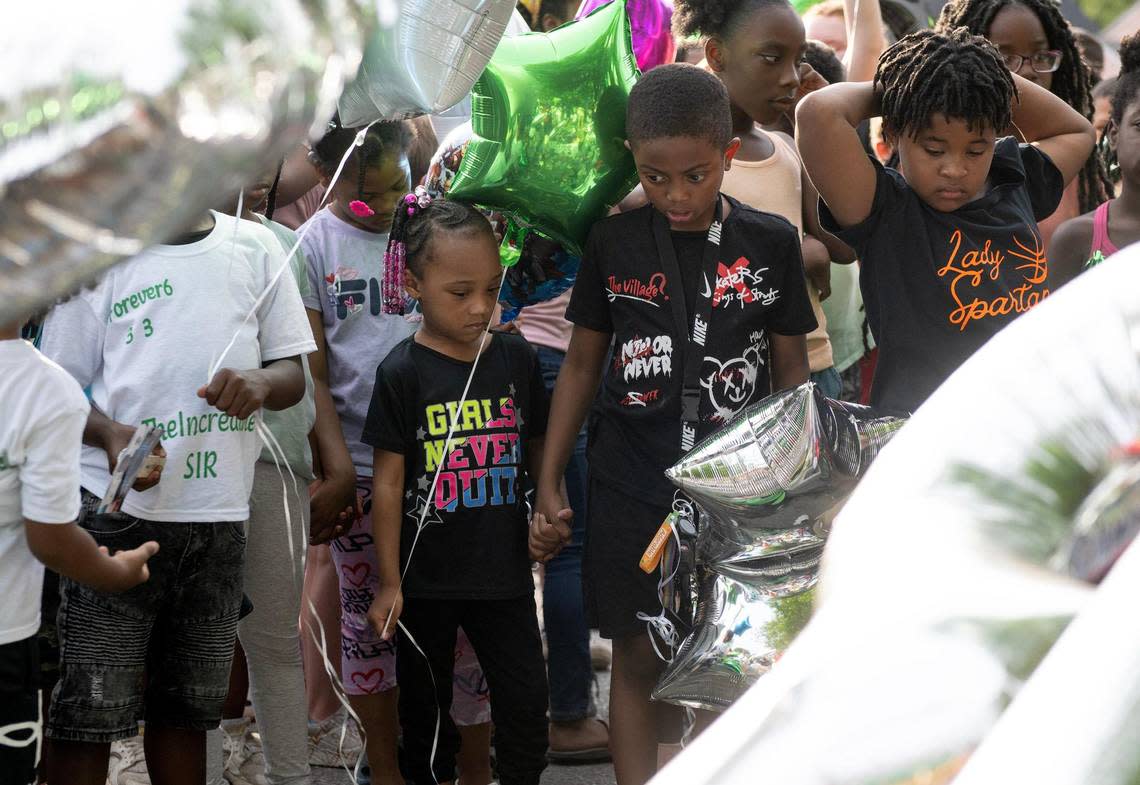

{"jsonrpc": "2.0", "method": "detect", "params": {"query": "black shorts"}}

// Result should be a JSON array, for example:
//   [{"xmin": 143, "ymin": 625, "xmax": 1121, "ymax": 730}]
[
  {"xmin": 583, "ymin": 477, "xmax": 677, "ymax": 640},
  {"xmin": 0, "ymin": 636, "xmax": 40, "ymax": 785}
]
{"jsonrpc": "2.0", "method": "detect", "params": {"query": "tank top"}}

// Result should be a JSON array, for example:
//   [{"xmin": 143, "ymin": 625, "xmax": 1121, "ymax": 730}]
[
  {"xmin": 1085, "ymin": 201, "xmax": 1120, "ymax": 269},
  {"xmin": 721, "ymin": 129, "xmax": 834, "ymax": 372}
]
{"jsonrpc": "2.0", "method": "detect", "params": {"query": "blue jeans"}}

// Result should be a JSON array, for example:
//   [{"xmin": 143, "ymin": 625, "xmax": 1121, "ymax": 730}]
[
  {"xmin": 535, "ymin": 346, "xmax": 594, "ymax": 723},
  {"xmin": 811, "ymin": 366, "xmax": 843, "ymax": 401}
]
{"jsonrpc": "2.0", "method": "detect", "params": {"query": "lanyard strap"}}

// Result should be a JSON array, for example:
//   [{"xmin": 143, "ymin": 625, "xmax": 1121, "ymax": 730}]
[{"xmin": 651, "ymin": 196, "xmax": 724, "ymax": 452}]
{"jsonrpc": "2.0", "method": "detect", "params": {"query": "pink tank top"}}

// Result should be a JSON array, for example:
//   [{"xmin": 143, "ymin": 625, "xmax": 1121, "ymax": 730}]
[{"xmin": 1086, "ymin": 201, "xmax": 1119, "ymax": 268}]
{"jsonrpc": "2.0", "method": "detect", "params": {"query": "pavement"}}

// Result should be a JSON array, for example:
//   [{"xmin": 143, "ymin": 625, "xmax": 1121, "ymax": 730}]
[{"xmin": 311, "ymin": 669, "xmax": 617, "ymax": 785}]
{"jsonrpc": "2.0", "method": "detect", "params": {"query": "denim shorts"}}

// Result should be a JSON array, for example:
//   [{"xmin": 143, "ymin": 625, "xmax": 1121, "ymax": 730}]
[{"xmin": 46, "ymin": 497, "xmax": 247, "ymax": 743}]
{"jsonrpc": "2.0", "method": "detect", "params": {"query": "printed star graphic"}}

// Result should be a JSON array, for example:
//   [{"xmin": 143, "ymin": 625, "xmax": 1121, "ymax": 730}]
[
  {"xmin": 416, "ymin": 426, "xmax": 426, "ymax": 441},
  {"xmin": 405, "ymin": 490, "xmax": 413, "ymax": 501},
  {"xmin": 517, "ymin": 409, "xmax": 525, "ymax": 427},
  {"xmin": 508, "ymin": 383, "xmax": 516, "ymax": 397},
  {"xmin": 405, "ymin": 494, "xmax": 444, "ymax": 529},
  {"xmin": 417, "ymin": 475, "xmax": 431, "ymax": 492}
]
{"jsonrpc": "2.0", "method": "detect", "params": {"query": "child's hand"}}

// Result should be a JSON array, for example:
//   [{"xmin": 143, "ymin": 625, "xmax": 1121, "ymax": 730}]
[
  {"xmin": 368, "ymin": 583, "xmax": 403, "ymax": 641},
  {"xmin": 796, "ymin": 62, "xmax": 830, "ymax": 100},
  {"xmin": 103, "ymin": 423, "xmax": 166, "ymax": 492},
  {"xmin": 529, "ymin": 509, "xmax": 572, "ymax": 563},
  {"xmin": 309, "ymin": 474, "xmax": 359, "ymax": 544},
  {"xmin": 100, "ymin": 540, "xmax": 160, "ymax": 592},
  {"xmin": 197, "ymin": 368, "xmax": 271, "ymax": 419}
]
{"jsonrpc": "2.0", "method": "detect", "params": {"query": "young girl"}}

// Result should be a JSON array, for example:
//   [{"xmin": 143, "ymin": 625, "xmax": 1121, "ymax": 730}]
[
  {"xmin": 1051, "ymin": 34, "xmax": 1140, "ymax": 284},
  {"xmin": 673, "ymin": 0, "xmax": 860, "ymax": 400},
  {"xmin": 797, "ymin": 27, "xmax": 1096, "ymax": 413},
  {"xmin": 363, "ymin": 195, "xmax": 550, "ymax": 785},
  {"xmin": 301, "ymin": 120, "xmax": 492, "ymax": 783},
  {"xmin": 936, "ymin": 0, "xmax": 1112, "ymax": 249}
]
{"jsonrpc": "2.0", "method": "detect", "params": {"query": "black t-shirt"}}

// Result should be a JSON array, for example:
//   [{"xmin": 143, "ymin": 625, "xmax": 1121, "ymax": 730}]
[
  {"xmin": 820, "ymin": 137, "xmax": 1064, "ymax": 414},
  {"xmin": 361, "ymin": 333, "xmax": 548, "ymax": 600},
  {"xmin": 567, "ymin": 196, "xmax": 817, "ymax": 500}
]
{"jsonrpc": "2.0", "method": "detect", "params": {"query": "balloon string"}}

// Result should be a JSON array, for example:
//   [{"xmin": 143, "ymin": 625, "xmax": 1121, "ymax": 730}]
[
  {"xmin": 304, "ymin": 598, "xmax": 367, "ymax": 785},
  {"xmin": 637, "ymin": 519, "xmax": 683, "ymax": 663}
]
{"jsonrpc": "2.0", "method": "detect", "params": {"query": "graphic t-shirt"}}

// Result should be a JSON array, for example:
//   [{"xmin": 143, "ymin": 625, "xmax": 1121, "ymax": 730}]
[
  {"xmin": 567, "ymin": 197, "xmax": 818, "ymax": 500},
  {"xmin": 301, "ymin": 208, "xmax": 417, "ymax": 477},
  {"xmin": 255, "ymin": 214, "xmax": 316, "ymax": 479},
  {"xmin": 361, "ymin": 333, "xmax": 548, "ymax": 599},
  {"xmin": 820, "ymin": 137, "xmax": 1064, "ymax": 413},
  {"xmin": 40, "ymin": 212, "xmax": 316, "ymax": 522},
  {"xmin": 0, "ymin": 340, "xmax": 89, "ymax": 645}
]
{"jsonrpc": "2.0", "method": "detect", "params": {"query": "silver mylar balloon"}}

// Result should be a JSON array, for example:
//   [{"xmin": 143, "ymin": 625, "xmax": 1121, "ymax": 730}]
[
  {"xmin": 336, "ymin": 0, "xmax": 517, "ymax": 125},
  {"xmin": 0, "ymin": 0, "xmax": 359, "ymax": 325},
  {"xmin": 667, "ymin": 383, "xmax": 907, "ymax": 530},
  {"xmin": 1055, "ymin": 453, "xmax": 1140, "ymax": 584},
  {"xmin": 652, "ymin": 549, "xmax": 821, "ymax": 711}
]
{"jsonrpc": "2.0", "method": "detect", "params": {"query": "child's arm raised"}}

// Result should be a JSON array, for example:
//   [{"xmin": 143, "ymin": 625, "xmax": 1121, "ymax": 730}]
[
  {"xmin": 368, "ymin": 449, "xmax": 405, "ymax": 640},
  {"xmin": 796, "ymin": 82, "xmax": 881, "ymax": 228},
  {"xmin": 843, "ymin": 0, "xmax": 886, "ymax": 83},
  {"xmin": 1008, "ymin": 73, "xmax": 1097, "ymax": 188},
  {"xmin": 535, "ymin": 325, "xmax": 610, "ymax": 533}
]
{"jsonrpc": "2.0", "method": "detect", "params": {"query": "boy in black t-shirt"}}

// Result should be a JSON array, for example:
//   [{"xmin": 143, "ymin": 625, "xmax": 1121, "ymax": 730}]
[
  {"xmin": 535, "ymin": 64, "xmax": 816, "ymax": 783},
  {"xmin": 797, "ymin": 28, "xmax": 1096, "ymax": 413}
]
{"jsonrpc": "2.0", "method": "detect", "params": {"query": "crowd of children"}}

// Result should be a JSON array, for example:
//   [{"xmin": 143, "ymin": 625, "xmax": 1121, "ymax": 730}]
[{"xmin": 1, "ymin": 1, "xmax": 1135, "ymax": 785}]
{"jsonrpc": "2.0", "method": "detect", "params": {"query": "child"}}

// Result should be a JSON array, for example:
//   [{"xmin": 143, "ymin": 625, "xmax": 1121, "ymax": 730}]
[
  {"xmin": 673, "ymin": 0, "xmax": 857, "ymax": 400},
  {"xmin": 38, "ymin": 206, "xmax": 313, "ymax": 785},
  {"xmin": 1051, "ymin": 34, "xmax": 1140, "ymax": 282},
  {"xmin": 936, "ymin": 0, "xmax": 1112, "ymax": 248},
  {"xmin": 362, "ymin": 195, "xmax": 551, "ymax": 785},
  {"xmin": 536, "ymin": 64, "xmax": 816, "ymax": 785},
  {"xmin": 0, "ymin": 321, "xmax": 157, "ymax": 785},
  {"xmin": 796, "ymin": 27, "xmax": 1096, "ymax": 414},
  {"xmin": 301, "ymin": 118, "xmax": 491, "ymax": 783}
]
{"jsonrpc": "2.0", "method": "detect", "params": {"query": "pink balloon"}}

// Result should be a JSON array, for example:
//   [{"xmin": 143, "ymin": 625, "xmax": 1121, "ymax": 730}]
[{"xmin": 577, "ymin": 0, "xmax": 675, "ymax": 71}]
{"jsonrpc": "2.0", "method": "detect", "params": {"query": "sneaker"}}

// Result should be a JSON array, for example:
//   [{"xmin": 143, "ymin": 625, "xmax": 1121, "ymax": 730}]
[
  {"xmin": 308, "ymin": 707, "xmax": 364, "ymax": 768},
  {"xmin": 590, "ymin": 631, "xmax": 612, "ymax": 672},
  {"xmin": 107, "ymin": 736, "xmax": 150, "ymax": 785},
  {"xmin": 221, "ymin": 719, "xmax": 269, "ymax": 785}
]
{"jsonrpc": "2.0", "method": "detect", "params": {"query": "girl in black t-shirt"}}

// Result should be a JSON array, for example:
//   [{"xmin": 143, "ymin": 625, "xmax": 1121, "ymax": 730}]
[
  {"xmin": 798, "ymin": 28, "xmax": 1095, "ymax": 413},
  {"xmin": 362, "ymin": 193, "xmax": 557, "ymax": 785}
]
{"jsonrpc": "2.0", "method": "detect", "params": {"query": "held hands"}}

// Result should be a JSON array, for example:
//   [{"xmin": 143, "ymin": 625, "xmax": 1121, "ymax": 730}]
[
  {"xmin": 308, "ymin": 473, "xmax": 360, "ymax": 544},
  {"xmin": 530, "ymin": 485, "xmax": 573, "ymax": 562},
  {"xmin": 368, "ymin": 583, "xmax": 404, "ymax": 641},
  {"xmin": 197, "ymin": 368, "xmax": 271, "ymax": 419}
]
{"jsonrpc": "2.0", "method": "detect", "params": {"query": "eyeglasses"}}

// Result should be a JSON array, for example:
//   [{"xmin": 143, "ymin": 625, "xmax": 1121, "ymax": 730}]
[{"xmin": 1001, "ymin": 50, "xmax": 1063, "ymax": 74}]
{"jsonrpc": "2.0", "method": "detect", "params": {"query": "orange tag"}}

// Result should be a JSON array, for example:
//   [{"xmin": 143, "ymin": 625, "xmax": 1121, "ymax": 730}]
[{"xmin": 640, "ymin": 513, "xmax": 676, "ymax": 574}]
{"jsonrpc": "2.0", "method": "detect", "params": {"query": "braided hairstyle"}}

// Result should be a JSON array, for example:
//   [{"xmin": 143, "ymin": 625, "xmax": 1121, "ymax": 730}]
[
  {"xmin": 380, "ymin": 194, "xmax": 495, "ymax": 314},
  {"xmin": 1112, "ymin": 33, "xmax": 1140, "ymax": 127},
  {"xmin": 936, "ymin": 0, "xmax": 1111, "ymax": 212},
  {"xmin": 672, "ymin": 0, "xmax": 790, "ymax": 40},
  {"xmin": 309, "ymin": 114, "xmax": 412, "ymax": 200},
  {"xmin": 876, "ymin": 28, "xmax": 1015, "ymax": 142}
]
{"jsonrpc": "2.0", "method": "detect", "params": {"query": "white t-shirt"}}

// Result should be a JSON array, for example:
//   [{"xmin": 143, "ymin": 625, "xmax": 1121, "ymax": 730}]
[
  {"xmin": 40, "ymin": 212, "xmax": 317, "ymax": 522},
  {"xmin": 0, "ymin": 340, "xmax": 89, "ymax": 645}
]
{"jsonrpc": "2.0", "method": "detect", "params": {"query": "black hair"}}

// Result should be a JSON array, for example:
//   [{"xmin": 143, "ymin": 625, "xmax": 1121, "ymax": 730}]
[
  {"xmin": 936, "ymin": 0, "xmax": 1111, "ymax": 212},
  {"xmin": 1112, "ymin": 33, "xmax": 1140, "ymax": 126},
  {"xmin": 1093, "ymin": 75, "xmax": 1117, "ymax": 102},
  {"xmin": 626, "ymin": 63, "xmax": 732, "ymax": 147},
  {"xmin": 309, "ymin": 114, "xmax": 412, "ymax": 199},
  {"xmin": 876, "ymin": 28, "xmax": 1015, "ymax": 141},
  {"xmin": 387, "ymin": 197, "xmax": 495, "ymax": 277},
  {"xmin": 264, "ymin": 160, "xmax": 283, "ymax": 221},
  {"xmin": 672, "ymin": 0, "xmax": 792, "ymax": 40},
  {"xmin": 538, "ymin": 0, "xmax": 577, "ymax": 27},
  {"xmin": 805, "ymin": 40, "xmax": 846, "ymax": 85}
]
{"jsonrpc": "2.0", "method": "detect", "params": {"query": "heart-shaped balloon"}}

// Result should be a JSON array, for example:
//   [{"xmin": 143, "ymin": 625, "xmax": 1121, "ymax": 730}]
[
  {"xmin": 336, "ymin": 0, "xmax": 517, "ymax": 125},
  {"xmin": 0, "ymin": 0, "xmax": 358, "ymax": 326}
]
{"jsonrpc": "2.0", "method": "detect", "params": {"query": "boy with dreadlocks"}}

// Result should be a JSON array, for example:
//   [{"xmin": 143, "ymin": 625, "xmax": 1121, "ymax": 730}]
[
  {"xmin": 936, "ymin": 0, "xmax": 1112, "ymax": 249},
  {"xmin": 797, "ymin": 27, "xmax": 1095, "ymax": 414}
]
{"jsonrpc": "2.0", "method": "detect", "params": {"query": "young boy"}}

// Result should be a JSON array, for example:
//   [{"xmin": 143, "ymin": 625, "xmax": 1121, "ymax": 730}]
[
  {"xmin": 535, "ymin": 63, "xmax": 817, "ymax": 785},
  {"xmin": 38, "ymin": 208, "xmax": 314, "ymax": 785},
  {"xmin": 0, "ymin": 321, "xmax": 157, "ymax": 785},
  {"xmin": 796, "ymin": 27, "xmax": 1096, "ymax": 413}
]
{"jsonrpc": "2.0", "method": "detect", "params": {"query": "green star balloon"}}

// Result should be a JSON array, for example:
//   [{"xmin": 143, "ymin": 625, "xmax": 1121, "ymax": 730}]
[{"xmin": 448, "ymin": 0, "xmax": 641, "ymax": 256}]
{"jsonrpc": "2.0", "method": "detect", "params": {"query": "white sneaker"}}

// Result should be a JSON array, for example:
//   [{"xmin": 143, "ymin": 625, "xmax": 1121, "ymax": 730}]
[
  {"xmin": 308, "ymin": 707, "xmax": 363, "ymax": 768},
  {"xmin": 107, "ymin": 736, "xmax": 150, "ymax": 785},
  {"xmin": 221, "ymin": 719, "xmax": 269, "ymax": 785}
]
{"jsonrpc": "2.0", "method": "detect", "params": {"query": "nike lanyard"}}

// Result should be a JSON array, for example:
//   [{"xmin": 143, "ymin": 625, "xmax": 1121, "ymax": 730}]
[{"xmin": 651, "ymin": 195, "xmax": 725, "ymax": 452}]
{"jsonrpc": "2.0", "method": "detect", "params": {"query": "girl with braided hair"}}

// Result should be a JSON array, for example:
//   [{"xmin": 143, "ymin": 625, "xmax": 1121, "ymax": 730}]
[
  {"xmin": 1051, "ymin": 33, "xmax": 1140, "ymax": 284},
  {"xmin": 936, "ymin": 0, "xmax": 1113, "ymax": 249},
  {"xmin": 797, "ymin": 27, "xmax": 1095, "ymax": 413}
]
